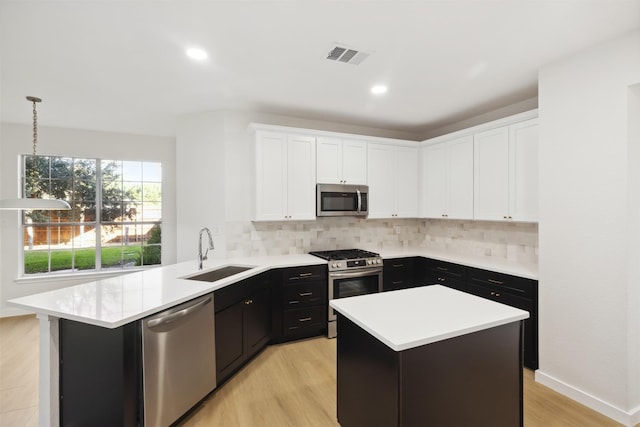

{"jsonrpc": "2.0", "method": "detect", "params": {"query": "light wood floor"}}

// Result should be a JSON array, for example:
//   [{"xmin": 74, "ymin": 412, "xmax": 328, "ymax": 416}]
[{"xmin": 0, "ymin": 315, "xmax": 627, "ymax": 427}]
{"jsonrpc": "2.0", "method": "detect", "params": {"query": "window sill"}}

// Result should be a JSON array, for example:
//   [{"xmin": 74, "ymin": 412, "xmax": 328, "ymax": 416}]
[{"xmin": 15, "ymin": 266, "xmax": 160, "ymax": 284}]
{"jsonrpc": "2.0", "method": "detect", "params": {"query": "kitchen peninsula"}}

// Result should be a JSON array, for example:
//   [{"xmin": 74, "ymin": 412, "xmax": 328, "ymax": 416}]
[{"xmin": 331, "ymin": 285, "xmax": 529, "ymax": 427}]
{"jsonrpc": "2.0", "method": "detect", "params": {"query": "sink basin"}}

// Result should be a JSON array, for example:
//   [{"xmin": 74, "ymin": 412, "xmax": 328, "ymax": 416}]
[{"xmin": 184, "ymin": 265, "xmax": 255, "ymax": 282}]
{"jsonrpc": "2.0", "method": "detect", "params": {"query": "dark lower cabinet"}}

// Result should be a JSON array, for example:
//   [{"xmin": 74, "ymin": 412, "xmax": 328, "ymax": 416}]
[
  {"xmin": 271, "ymin": 265, "xmax": 327, "ymax": 343},
  {"xmin": 383, "ymin": 257, "xmax": 418, "ymax": 292},
  {"xmin": 59, "ymin": 319, "xmax": 140, "ymax": 427},
  {"xmin": 420, "ymin": 257, "xmax": 468, "ymax": 292},
  {"xmin": 214, "ymin": 272, "xmax": 272, "ymax": 384}
]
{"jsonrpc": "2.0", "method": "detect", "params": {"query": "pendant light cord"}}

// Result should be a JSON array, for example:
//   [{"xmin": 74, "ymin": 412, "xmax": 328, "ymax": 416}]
[{"xmin": 32, "ymin": 98, "xmax": 38, "ymax": 157}]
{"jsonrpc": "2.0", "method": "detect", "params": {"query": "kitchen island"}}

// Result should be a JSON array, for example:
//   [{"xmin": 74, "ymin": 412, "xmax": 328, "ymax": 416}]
[{"xmin": 330, "ymin": 285, "xmax": 529, "ymax": 427}]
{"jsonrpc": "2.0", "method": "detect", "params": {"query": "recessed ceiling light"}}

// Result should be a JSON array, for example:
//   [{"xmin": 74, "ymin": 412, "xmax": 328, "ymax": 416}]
[
  {"xmin": 371, "ymin": 85, "xmax": 388, "ymax": 95},
  {"xmin": 186, "ymin": 48, "xmax": 208, "ymax": 61}
]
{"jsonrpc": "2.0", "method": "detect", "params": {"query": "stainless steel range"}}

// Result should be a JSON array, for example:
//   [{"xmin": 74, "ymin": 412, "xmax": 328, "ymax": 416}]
[{"xmin": 309, "ymin": 249, "xmax": 383, "ymax": 338}]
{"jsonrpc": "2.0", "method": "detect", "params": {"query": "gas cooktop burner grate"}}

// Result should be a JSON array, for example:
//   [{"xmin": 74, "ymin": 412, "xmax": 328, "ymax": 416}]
[{"xmin": 309, "ymin": 249, "xmax": 380, "ymax": 261}]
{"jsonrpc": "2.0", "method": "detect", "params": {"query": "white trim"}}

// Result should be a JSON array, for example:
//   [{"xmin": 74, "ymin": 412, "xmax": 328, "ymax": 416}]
[
  {"xmin": 37, "ymin": 314, "xmax": 59, "ymax": 427},
  {"xmin": 422, "ymin": 109, "xmax": 539, "ymax": 146},
  {"xmin": 535, "ymin": 370, "xmax": 636, "ymax": 426},
  {"xmin": 247, "ymin": 122, "xmax": 420, "ymax": 146}
]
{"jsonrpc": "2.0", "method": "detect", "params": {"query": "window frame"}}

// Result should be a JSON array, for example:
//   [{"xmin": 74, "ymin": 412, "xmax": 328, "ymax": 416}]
[{"xmin": 20, "ymin": 155, "xmax": 163, "ymax": 277}]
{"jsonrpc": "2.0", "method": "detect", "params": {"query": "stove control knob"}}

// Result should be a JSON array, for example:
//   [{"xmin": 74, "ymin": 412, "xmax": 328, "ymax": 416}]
[
  {"xmin": 368, "ymin": 259, "xmax": 374, "ymax": 265},
  {"xmin": 332, "ymin": 263, "xmax": 337, "ymax": 268},
  {"xmin": 337, "ymin": 262, "xmax": 342, "ymax": 268},
  {"xmin": 377, "ymin": 259, "xmax": 381, "ymax": 264}
]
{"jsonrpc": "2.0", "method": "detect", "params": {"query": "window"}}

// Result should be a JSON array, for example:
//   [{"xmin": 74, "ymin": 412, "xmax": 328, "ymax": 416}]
[{"xmin": 22, "ymin": 155, "xmax": 162, "ymax": 275}]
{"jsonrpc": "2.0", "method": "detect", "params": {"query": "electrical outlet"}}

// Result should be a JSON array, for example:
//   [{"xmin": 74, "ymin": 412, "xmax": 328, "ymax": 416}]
[{"xmin": 395, "ymin": 226, "xmax": 401, "ymax": 234}]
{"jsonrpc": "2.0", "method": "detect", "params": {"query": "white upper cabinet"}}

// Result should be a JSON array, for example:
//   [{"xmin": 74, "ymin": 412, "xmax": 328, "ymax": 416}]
[
  {"xmin": 421, "ymin": 135, "xmax": 474, "ymax": 219},
  {"xmin": 509, "ymin": 119, "xmax": 539, "ymax": 222},
  {"xmin": 316, "ymin": 137, "xmax": 367, "ymax": 184},
  {"xmin": 368, "ymin": 143, "xmax": 419, "ymax": 218},
  {"xmin": 287, "ymin": 134, "xmax": 317, "ymax": 220},
  {"xmin": 474, "ymin": 126, "xmax": 510, "ymax": 220},
  {"xmin": 473, "ymin": 118, "xmax": 538, "ymax": 221},
  {"xmin": 254, "ymin": 130, "xmax": 316, "ymax": 221}
]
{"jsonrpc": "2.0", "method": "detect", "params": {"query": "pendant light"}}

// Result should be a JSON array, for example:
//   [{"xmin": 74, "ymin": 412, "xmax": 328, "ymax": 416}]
[{"xmin": 0, "ymin": 96, "xmax": 71, "ymax": 210}]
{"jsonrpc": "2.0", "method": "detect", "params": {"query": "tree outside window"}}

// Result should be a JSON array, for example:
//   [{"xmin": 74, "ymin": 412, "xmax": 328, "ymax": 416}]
[{"xmin": 22, "ymin": 156, "xmax": 162, "ymax": 275}]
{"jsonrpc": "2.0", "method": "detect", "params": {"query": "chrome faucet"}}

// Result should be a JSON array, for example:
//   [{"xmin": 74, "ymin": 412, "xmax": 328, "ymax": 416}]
[{"xmin": 198, "ymin": 227, "xmax": 215, "ymax": 270}]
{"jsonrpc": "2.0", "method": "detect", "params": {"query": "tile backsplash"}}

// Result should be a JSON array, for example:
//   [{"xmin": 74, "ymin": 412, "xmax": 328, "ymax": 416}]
[{"xmin": 225, "ymin": 218, "xmax": 538, "ymax": 264}]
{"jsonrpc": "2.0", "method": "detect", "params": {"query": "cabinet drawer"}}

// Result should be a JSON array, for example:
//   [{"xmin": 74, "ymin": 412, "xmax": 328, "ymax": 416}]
[
  {"xmin": 283, "ymin": 306, "xmax": 326, "ymax": 336},
  {"xmin": 422, "ymin": 258, "xmax": 467, "ymax": 281},
  {"xmin": 427, "ymin": 274, "xmax": 468, "ymax": 292},
  {"xmin": 467, "ymin": 267, "xmax": 536, "ymax": 299},
  {"xmin": 283, "ymin": 282, "xmax": 326, "ymax": 308},
  {"xmin": 282, "ymin": 265, "xmax": 326, "ymax": 283},
  {"xmin": 468, "ymin": 283, "xmax": 532, "ymax": 311}
]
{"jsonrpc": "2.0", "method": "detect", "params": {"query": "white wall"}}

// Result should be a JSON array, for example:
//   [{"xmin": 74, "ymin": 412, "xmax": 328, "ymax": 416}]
[
  {"xmin": 537, "ymin": 30, "xmax": 640, "ymax": 425},
  {"xmin": 0, "ymin": 123, "xmax": 177, "ymax": 317},
  {"xmin": 175, "ymin": 112, "xmax": 227, "ymax": 264}
]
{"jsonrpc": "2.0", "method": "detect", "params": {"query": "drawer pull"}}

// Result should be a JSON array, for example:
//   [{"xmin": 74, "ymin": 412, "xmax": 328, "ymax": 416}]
[
  {"xmin": 299, "ymin": 272, "xmax": 313, "ymax": 277},
  {"xmin": 490, "ymin": 291, "xmax": 501, "ymax": 297},
  {"xmin": 488, "ymin": 279, "xmax": 504, "ymax": 285},
  {"xmin": 436, "ymin": 267, "xmax": 449, "ymax": 271},
  {"xmin": 244, "ymin": 299, "xmax": 253, "ymax": 305},
  {"xmin": 299, "ymin": 292, "xmax": 313, "ymax": 297},
  {"xmin": 299, "ymin": 317, "xmax": 312, "ymax": 322},
  {"xmin": 437, "ymin": 277, "xmax": 445, "ymax": 282},
  {"xmin": 288, "ymin": 301, "xmax": 299, "ymax": 304},
  {"xmin": 392, "ymin": 281, "xmax": 403, "ymax": 285},
  {"xmin": 392, "ymin": 264, "xmax": 404, "ymax": 268}
]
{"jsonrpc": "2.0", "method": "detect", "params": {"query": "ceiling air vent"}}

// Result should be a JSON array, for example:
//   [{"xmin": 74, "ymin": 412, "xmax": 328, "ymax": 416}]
[{"xmin": 326, "ymin": 43, "xmax": 370, "ymax": 65}]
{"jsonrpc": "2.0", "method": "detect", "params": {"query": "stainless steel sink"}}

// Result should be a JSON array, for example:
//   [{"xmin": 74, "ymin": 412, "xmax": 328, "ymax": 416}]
[{"xmin": 184, "ymin": 265, "xmax": 254, "ymax": 282}]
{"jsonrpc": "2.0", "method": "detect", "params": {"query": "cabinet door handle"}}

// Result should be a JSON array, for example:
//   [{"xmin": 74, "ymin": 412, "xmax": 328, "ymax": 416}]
[
  {"xmin": 288, "ymin": 301, "xmax": 299, "ymax": 304},
  {"xmin": 299, "ymin": 272, "xmax": 313, "ymax": 277},
  {"xmin": 437, "ymin": 277, "xmax": 445, "ymax": 282},
  {"xmin": 245, "ymin": 299, "xmax": 253, "ymax": 305},
  {"xmin": 488, "ymin": 279, "xmax": 504, "ymax": 285},
  {"xmin": 299, "ymin": 292, "xmax": 313, "ymax": 297},
  {"xmin": 436, "ymin": 267, "xmax": 449, "ymax": 271},
  {"xmin": 299, "ymin": 317, "xmax": 312, "ymax": 322},
  {"xmin": 490, "ymin": 291, "xmax": 501, "ymax": 297},
  {"xmin": 392, "ymin": 264, "xmax": 404, "ymax": 268},
  {"xmin": 392, "ymin": 281, "xmax": 403, "ymax": 285}
]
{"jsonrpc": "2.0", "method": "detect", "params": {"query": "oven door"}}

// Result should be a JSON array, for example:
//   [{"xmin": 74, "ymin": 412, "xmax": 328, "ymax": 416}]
[{"xmin": 328, "ymin": 267, "xmax": 382, "ymax": 337}]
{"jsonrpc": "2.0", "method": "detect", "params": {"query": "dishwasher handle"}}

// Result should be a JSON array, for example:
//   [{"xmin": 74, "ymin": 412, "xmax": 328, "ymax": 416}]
[{"xmin": 147, "ymin": 296, "xmax": 212, "ymax": 328}]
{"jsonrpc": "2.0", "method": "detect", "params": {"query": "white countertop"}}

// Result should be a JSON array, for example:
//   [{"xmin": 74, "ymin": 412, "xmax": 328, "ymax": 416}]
[
  {"xmin": 8, "ymin": 255, "xmax": 325, "ymax": 329},
  {"xmin": 378, "ymin": 248, "xmax": 538, "ymax": 280},
  {"xmin": 330, "ymin": 285, "xmax": 529, "ymax": 352},
  {"xmin": 9, "ymin": 248, "xmax": 537, "ymax": 330}
]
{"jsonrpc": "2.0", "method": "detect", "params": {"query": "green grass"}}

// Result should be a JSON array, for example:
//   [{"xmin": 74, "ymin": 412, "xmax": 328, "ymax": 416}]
[{"xmin": 24, "ymin": 246, "xmax": 144, "ymax": 274}]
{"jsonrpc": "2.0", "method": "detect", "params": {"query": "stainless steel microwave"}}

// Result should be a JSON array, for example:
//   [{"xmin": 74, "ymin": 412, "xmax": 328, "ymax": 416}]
[{"xmin": 316, "ymin": 184, "xmax": 368, "ymax": 217}]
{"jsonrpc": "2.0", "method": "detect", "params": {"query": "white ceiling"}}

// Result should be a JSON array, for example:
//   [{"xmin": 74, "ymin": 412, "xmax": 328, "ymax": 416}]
[{"xmin": 1, "ymin": 1, "xmax": 639, "ymax": 139}]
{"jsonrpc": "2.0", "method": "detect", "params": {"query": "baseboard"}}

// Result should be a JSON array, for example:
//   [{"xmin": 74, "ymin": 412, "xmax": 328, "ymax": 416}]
[{"xmin": 535, "ymin": 370, "xmax": 637, "ymax": 426}]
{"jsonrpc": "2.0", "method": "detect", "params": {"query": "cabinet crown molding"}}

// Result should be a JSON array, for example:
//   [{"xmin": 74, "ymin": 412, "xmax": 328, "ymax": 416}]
[
  {"xmin": 248, "ymin": 122, "xmax": 419, "ymax": 147},
  {"xmin": 422, "ymin": 109, "xmax": 538, "ymax": 147}
]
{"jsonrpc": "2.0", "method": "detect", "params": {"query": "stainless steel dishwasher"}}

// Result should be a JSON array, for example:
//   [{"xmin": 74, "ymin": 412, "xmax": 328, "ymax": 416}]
[{"xmin": 142, "ymin": 294, "xmax": 216, "ymax": 427}]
